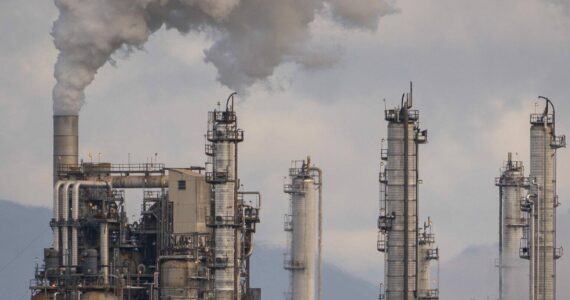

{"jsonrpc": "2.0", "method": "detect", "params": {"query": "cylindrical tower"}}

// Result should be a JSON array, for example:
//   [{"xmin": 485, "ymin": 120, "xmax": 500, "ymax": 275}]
[
  {"xmin": 160, "ymin": 258, "xmax": 200, "ymax": 299},
  {"xmin": 206, "ymin": 95, "xmax": 244, "ymax": 300},
  {"xmin": 379, "ymin": 92, "xmax": 427, "ymax": 300},
  {"xmin": 525, "ymin": 98, "xmax": 565, "ymax": 300},
  {"xmin": 496, "ymin": 153, "xmax": 528, "ymax": 300},
  {"xmin": 417, "ymin": 219, "xmax": 439, "ymax": 300},
  {"xmin": 53, "ymin": 115, "xmax": 78, "ymax": 182},
  {"xmin": 283, "ymin": 158, "xmax": 321, "ymax": 300}
]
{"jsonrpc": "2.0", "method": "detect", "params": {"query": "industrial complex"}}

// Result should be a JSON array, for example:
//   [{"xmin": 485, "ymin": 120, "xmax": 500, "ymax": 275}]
[{"xmin": 27, "ymin": 83, "xmax": 567, "ymax": 300}]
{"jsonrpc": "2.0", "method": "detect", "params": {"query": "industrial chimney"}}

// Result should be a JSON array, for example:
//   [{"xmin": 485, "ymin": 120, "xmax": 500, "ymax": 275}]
[{"xmin": 53, "ymin": 115, "xmax": 78, "ymax": 182}]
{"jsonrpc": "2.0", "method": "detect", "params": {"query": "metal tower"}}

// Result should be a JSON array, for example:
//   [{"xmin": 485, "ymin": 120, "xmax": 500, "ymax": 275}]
[
  {"xmin": 496, "ymin": 153, "xmax": 529, "ymax": 300},
  {"xmin": 520, "ymin": 97, "xmax": 565, "ymax": 300},
  {"xmin": 417, "ymin": 218, "xmax": 439, "ymax": 300},
  {"xmin": 206, "ymin": 93, "xmax": 260, "ymax": 300},
  {"xmin": 283, "ymin": 158, "xmax": 323, "ymax": 300},
  {"xmin": 378, "ymin": 84, "xmax": 429, "ymax": 300}
]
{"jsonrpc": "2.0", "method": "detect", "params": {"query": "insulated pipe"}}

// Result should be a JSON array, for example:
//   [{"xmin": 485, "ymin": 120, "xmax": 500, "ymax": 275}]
[
  {"xmin": 108, "ymin": 175, "xmax": 168, "ymax": 189},
  {"xmin": 53, "ymin": 181, "xmax": 65, "ymax": 252},
  {"xmin": 61, "ymin": 182, "xmax": 73, "ymax": 266},
  {"xmin": 101, "ymin": 222, "xmax": 109, "ymax": 285},
  {"xmin": 53, "ymin": 116, "xmax": 78, "ymax": 183},
  {"xmin": 309, "ymin": 167, "xmax": 323, "ymax": 300},
  {"xmin": 71, "ymin": 181, "xmax": 111, "ymax": 267}
]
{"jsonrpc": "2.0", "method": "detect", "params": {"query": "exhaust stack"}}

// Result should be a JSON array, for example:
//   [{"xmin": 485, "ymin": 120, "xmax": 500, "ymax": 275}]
[{"xmin": 53, "ymin": 115, "xmax": 79, "ymax": 181}]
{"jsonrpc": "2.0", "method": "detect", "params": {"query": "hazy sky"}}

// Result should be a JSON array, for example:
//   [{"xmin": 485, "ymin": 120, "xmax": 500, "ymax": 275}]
[{"xmin": 2, "ymin": 0, "xmax": 570, "ymax": 289}]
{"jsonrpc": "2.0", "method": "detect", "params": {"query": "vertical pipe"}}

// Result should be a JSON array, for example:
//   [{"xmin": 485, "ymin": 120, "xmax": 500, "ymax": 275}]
[
  {"xmin": 54, "ymin": 115, "xmax": 78, "ymax": 270},
  {"xmin": 402, "ymin": 98, "xmax": 410, "ymax": 300},
  {"xmin": 61, "ymin": 182, "xmax": 73, "ymax": 267},
  {"xmin": 71, "ymin": 181, "xmax": 110, "ymax": 268},
  {"xmin": 100, "ymin": 222, "xmax": 109, "ymax": 285},
  {"xmin": 234, "ymin": 136, "xmax": 239, "ymax": 300},
  {"xmin": 499, "ymin": 178, "xmax": 503, "ymax": 300},
  {"xmin": 309, "ymin": 167, "xmax": 323, "ymax": 300},
  {"xmin": 53, "ymin": 181, "xmax": 65, "ymax": 252}
]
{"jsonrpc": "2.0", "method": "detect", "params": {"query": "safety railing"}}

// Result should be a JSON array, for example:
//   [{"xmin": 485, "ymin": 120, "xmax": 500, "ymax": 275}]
[
  {"xmin": 552, "ymin": 135, "xmax": 567, "ymax": 149},
  {"xmin": 206, "ymin": 129, "xmax": 244, "ymax": 142},
  {"xmin": 530, "ymin": 113, "xmax": 554, "ymax": 125}
]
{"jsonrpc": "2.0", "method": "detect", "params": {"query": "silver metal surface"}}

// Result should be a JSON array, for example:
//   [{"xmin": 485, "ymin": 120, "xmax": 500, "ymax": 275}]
[
  {"xmin": 100, "ymin": 222, "xmax": 109, "ymax": 285},
  {"xmin": 284, "ymin": 159, "xmax": 321, "ymax": 300},
  {"xmin": 529, "ymin": 110, "xmax": 557, "ymax": 300},
  {"xmin": 385, "ymin": 121, "xmax": 417, "ymax": 299},
  {"xmin": 496, "ymin": 154, "xmax": 528, "ymax": 300},
  {"xmin": 378, "ymin": 87, "xmax": 431, "ymax": 300}
]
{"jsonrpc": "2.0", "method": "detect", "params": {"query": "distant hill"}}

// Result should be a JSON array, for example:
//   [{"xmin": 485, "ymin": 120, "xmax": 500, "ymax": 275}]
[
  {"xmin": 0, "ymin": 200, "xmax": 52, "ymax": 299},
  {"xmin": 439, "ymin": 209, "xmax": 570, "ymax": 300},
  {"xmin": 250, "ymin": 245, "xmax": 378, "ymax": 299}
]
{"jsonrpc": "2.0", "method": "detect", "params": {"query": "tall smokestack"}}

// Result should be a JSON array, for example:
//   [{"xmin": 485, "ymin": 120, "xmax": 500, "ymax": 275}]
[{"xmin": 53, "ymin": 115, "xmax": 78, "ymax": 182}]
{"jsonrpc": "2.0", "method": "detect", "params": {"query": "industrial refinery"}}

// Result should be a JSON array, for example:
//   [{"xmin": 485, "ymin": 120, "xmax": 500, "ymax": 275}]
[
  {"xmin": 30, "ymin": 94, "xmax": 263, "ymax": 299},
  {"xmin": 25, "ymin": 78, "xmax": 569, "ymax": 300}
]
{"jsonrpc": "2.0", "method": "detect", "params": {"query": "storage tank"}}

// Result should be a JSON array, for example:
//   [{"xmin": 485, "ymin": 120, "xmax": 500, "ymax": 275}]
[
  {"xmin": 81, "ymin": 249, "xmax": 98, "ymax": 275},
  {"xmin": 44, "ymin": 248, "xmax": 60, "ymax": 276},
  {"xmin": 160, "ymin": 259, "xmax": 200, "ymax": 299}
]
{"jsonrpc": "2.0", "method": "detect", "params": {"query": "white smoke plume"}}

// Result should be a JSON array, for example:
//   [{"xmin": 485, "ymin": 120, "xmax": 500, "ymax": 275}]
[{"xmin": 52, "ymin": 0, "xmax": 396, "ymax": 115}]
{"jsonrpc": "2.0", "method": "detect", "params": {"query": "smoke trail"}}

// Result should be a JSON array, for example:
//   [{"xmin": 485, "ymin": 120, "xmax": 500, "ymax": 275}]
[{"xmin": 52, "ymin": 0, "xmax": 396, "ymax": 115}]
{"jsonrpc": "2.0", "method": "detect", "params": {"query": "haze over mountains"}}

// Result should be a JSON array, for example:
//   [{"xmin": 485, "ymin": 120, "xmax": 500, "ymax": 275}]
[{"xmin": 3, "ymin": 199, "xmax": 570, "ymax": 299}]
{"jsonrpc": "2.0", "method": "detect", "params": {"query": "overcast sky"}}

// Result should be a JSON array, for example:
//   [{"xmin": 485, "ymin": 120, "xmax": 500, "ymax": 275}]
[{"xmin": 2, "ymin": 0, "xmax": 570, "ymax": 290}]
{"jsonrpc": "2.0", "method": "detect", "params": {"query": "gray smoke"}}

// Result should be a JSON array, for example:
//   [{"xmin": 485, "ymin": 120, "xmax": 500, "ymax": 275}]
[{"xmin": 52, "ymin": 0, "xmax": 396, "ymax": 115}]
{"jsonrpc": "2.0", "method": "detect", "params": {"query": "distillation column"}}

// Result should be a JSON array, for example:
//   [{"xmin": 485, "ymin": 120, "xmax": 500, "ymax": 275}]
[
  {"xmin": 378, "ymin": 87, "xmax": 427, "ymax": 300},
  {"xmin": 417, "ymin": 219, "xmax": 439, "ymax": 300},
  {"xmin": 206, "ymin": 96, "xmax": 244, "ymax": 300},
  {"xmin": 283, "ymin": 158, "xmax": 322, "ymax": 300},
  {"xmin": 523, "ymin": 98, "xmax": 565, "ymax": 300},
  {"xmin": 496, "ymin": 153, "xmax": 528, "ymax": 300}
]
